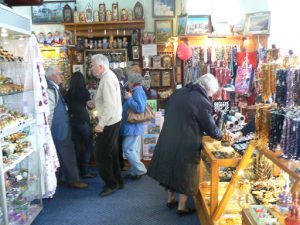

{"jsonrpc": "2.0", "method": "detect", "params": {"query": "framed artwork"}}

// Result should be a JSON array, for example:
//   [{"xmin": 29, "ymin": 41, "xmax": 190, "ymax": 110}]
[
  {"xmin": 244, "ymin": 11, "xmax": 271, "ymax": 35},
  {"xmin": 32, "ymin": 1, "xmax": 75, "ymax": 24},
  {"xmin": 162, "ymin": 71, "xmax": 171, "ymax": 86},
  {"xmin": 155, "ymin": 20, "xmax": 173, "ymax": 44},
  {"xmin": 177, "ymin": 14, "xmax": 188, "ymax": 35},
  {"xmin": 150, "ymin": 71, "xmax": 160, "ymax": 87},
  {"xmin": 162, "ymin": 55, "xmax": 172, "ymax": 68},
  {"xmin": 99, "ymin": 3, "xmax": 106, "ymax": 21},
  {"xmin": 132, "ymin": 46, "xmax": 139, "ymax": 60},
  {"xmin": 112, "ymin": 3, "xmax": 119, "ymax": 21},
  {"xmin": 152, "ymin": 55, "xmax": 161, "ymax": 69},
  {"xmin": 186, "ymin": 15, "xmax": 212, "ymax": 35},
  {"xmin": 134, "ymin": 1, "xmax": 143, "ymax": 19},
  {"xmin": 153, "ymin": 0, "xmax": 175, "ymax": 18},
  {"xmin": 72, "ymin": 64, "xmax": 84, "ymax": 74}
]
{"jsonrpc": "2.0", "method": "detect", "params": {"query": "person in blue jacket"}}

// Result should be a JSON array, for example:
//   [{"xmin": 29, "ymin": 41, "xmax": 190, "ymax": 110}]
[{"xmin": 120, "ymin": 71, "xmax": 147, "ymax": 180}]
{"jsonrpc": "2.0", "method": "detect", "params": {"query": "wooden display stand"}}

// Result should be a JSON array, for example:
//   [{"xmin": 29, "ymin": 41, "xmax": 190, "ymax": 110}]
[
  {"xmin": 195, "ymin": 137, "xmax": 256, "ymax": 224},
  {"xmin": 195, "ymin": 138, "xmax": 300, "ymax": 224}
]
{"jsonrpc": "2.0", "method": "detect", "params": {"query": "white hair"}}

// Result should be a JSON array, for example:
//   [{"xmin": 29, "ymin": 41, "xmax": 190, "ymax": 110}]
[
  {"xmin": 91, "ymin": 54, "xmax": 109, "ymax": 69},
  {"xmin": 45, "ymin": 65, "xmax": 58, "ymax": 78},
  {"xmin": 194, "ymin": 73, "xmax": 219, "ymax": 96}
]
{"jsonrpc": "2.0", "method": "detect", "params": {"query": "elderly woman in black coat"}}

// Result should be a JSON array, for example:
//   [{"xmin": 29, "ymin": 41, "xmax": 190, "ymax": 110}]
[{"xmin": 147, "ymin": 73, "xmax": 222, "ymax": 216}]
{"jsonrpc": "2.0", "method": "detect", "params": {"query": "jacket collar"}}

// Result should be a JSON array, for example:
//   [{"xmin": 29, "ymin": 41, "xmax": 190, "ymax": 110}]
[{"xmin": 186, "ymin": 83, "xmax": 210, "ymax": 101}]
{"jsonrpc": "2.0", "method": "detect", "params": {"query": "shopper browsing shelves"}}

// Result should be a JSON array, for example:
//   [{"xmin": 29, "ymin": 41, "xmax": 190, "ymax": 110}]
[
  {"xmin": 91, "ymin": 54, "xmax": 123, "ymax": 197},
  {"xmin": 45, "ymin": 66, "xmax": 88, "ymax": 189},
  {"xmin": 147, "ymin": 73, "xmax": 222, "ymax": 216}
]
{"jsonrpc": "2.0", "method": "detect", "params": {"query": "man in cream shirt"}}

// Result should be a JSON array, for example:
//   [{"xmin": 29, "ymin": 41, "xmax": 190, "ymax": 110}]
[{"xmin": 91, "ymin": 54, "xmax": 123, "ymax": 197}]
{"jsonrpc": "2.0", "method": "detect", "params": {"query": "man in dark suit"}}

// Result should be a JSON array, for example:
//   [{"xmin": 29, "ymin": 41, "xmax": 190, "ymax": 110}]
[{"xmin": 46, "ymin": 66, "xmax": 88, "ymax": 189}]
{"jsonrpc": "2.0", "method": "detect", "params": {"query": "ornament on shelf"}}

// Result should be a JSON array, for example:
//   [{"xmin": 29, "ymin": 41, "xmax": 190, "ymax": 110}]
[
  {"xmin": 127, "ymin": 9, "xmax": 133, "ymax": 21},
  {"xmin": 63, "ymin": 3, "xmax": 73, "ymax": 22},
  {"xmin": 121, "ymin": 8, "xmax": 128, "ymax": 21},
  {"xmin": 106, "ymin": 10, "xmax": 112, "ymax": 21},
  {"xmin": 134, "ymin": 1, "xmax": 143, "ymax": 20},
  {"xmin": 85, "ymin": 2, "xmax": 93, "ymax": 22},
  {"xmin": 99, "ymin": 3, "xmax": 106, "ymax": 22},
  {"xmin": 73, "ymin": 4, "xmax": 79, "ymax": 23},
  {"xmin": 93, "ymin": 10, "xmax": 99, "ymax": 22}
]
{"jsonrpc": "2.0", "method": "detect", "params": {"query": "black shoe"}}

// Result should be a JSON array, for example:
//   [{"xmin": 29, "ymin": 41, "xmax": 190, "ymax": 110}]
[
  {"xmin": 166, "ymin": 201, "xmax": 178, "ymax": 209},
  {"xmin": 99, "ymin": 186, "xmax": 119, "ymax": 197},
  {"xmin": 81, "ymin": 173, "xmax": 97, "ymax": 179},
  {"xmin": 176, "ymin": 208, "xmax": 195, "ymax": 216},
  {"xmin": 124, "ymin": 174, "xmax": 145, "ymax": 180}
]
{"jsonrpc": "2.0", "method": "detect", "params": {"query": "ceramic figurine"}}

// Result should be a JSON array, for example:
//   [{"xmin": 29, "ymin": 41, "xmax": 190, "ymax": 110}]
[
  {"xmin": 37, "ymin": 32, "xmax": 45, "ymax": 44},
  {"xmin": 127, "ymin": 10, "xmax": 133, "ymax": 21},
  {"xmin": 122, "ymin": 37, "xmax": 128, "ymax": 48},
  {"xmin": 106, "ymin": 10, "xmax": 112, "ymax": 21},
  {"xmin": 45, "ymin": 32, "xmax": 53, "ymax": 45},
  {"xmin": 102, "ymin": 38, "xmax": 108, "ymax": 49},
  {"xmin": 98, "ymin": 40, "xmax": 102, "ymax": 49},
  {"xmin": 121, "ymin": 8, "xmax": 128, "ymax": 21},
  {"xmin": 53, "ymin": 31, "xmax": 61, "ymax": 45},
  {"xmin": 94, "ymin": 10, "xmax": 99, "ymax": 22}
]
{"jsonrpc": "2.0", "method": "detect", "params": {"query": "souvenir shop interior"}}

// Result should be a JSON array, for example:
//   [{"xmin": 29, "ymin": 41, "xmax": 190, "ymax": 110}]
[{"xmin": 0, "ymin": 0, "xmax": 300, "ymax": 224}]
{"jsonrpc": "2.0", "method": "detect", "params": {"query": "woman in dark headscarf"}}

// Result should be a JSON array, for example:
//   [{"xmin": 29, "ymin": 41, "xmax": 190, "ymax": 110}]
[{"xmin": 65, "ymin": 71, "xmax": 96, "ymax": 179}]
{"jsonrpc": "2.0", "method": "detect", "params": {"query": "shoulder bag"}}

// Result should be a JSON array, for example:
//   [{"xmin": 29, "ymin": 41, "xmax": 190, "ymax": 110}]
[{"xmin": 127, "ymin": 105, "xmax": 155, "ymax": 123}]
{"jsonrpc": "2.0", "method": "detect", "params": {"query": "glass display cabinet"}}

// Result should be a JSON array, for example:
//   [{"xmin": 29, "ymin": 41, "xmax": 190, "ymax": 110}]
[{"xmin": 0, "ymin": 4, "xmax": 42, "ymax": 225}]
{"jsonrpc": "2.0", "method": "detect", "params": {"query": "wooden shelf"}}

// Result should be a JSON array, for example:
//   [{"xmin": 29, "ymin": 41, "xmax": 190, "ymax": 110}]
[
  {"xmin": 143, "ymin": 67, "xmax": 173, "ymax": 70},
  {"xmin": 63, "ymin": 20, "xmax": 145, "ymax": 38},
  {"xmin": 257, "ymin": 147, "xmax": 300, "ymax": 179}
]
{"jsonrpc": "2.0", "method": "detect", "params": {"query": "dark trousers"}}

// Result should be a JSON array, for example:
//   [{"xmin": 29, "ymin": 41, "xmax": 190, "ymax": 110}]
[
  {"xmin": 53, "ymin": 130, "xmax": 81, "ymax": 184},
  {"xmin": 71, "ymin": 121, "xmax": 93, "ymax": 175},
  {"xmin": 95, "ymin": 121, "xmax": 123, "ymax": 188}
]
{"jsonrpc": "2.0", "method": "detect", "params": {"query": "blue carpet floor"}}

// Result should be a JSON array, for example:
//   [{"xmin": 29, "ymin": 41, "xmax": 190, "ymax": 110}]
[{"xmin": 32, "ymin": 174, "xmax": 200, "ymax": 225}]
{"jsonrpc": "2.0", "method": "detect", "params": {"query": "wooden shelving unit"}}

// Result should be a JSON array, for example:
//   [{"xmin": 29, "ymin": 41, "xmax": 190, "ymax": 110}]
[{"xmin": 63, "ymin": 20, "xmax": 145, "ymax": 39}]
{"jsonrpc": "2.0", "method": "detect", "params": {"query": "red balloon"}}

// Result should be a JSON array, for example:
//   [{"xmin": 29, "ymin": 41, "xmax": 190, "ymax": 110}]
[{"xmin": 177, "ymin": 43, "xmax": 192, "ymax": 60}]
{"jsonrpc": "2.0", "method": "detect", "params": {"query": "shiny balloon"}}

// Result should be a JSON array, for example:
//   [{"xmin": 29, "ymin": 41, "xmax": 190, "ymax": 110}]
[{"xmin": 177, "ymin": 43, "xmax": 192, "ymax": 60}]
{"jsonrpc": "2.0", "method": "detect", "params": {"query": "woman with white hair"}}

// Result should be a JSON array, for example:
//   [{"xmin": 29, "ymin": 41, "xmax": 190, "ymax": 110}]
[
  {"xmin": 120, "ymin": 70, "xmax": 147, "ymax": 180},
  {"xmin": 147, "ymin": 73, "xmax": 222, "ymax": 216}
]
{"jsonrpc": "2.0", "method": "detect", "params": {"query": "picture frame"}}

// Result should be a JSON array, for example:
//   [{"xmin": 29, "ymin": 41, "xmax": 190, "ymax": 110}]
[
  {"xmin": 132, "ymin": 46, "xmax": 139, "ymax": 60},
  {"xmin": 152, "ymin": 55, "xmax": 162, "ymax": 69},
  {"xmin": 98, "ymin": 3, "xmax": 106, "ymax": 21},
  {"xmin": 244, "ymin": 11, "xmax": 271, "ymax": 35},
  {"xmin": 152, "ymin": 0, "xmax": 175, "ymax": 18},
  {"xmin": 162, "ymin": 71, "xmax": 171, "ymax": 86},
  {"xmin": 32, "ymin": 1, "xmax": 75, "ymax": 24},
  {"xmin": 134, "ymin": 1, "xmax": 143, "ymax": 20},
  {"xmin": 150, "ymin": 71, "xmax": 160, "ymax": 87},
  {"xmin": 155, "ymin": 20, "xmax": 173, "ymax": 44},
  {"xmin": 162, "ymin": 55, "xmax": 172, "ymax": 68},
  {"xmin": 112, "ymin": 3, "xmax": 119, "ymax": 21},
  {"xmin": 177, "ymin": 14, "xmax": 188, "ymax": 35},
  {"xmin": 72, "ymin": 64, "xmax": 84, "ymax": 74},
  {"xmin": 186, "ymin": 15, "xmax": 212, "ymax": 35}
]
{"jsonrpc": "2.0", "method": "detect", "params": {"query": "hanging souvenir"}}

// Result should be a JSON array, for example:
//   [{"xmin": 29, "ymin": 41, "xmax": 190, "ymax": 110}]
[
  {"xmin": 63, "ymin": 3, "xmax": 73, "ymax": 22},
  {"xmin": 134, "ymin": 1, "xmax": 143, "ymax": 20}
]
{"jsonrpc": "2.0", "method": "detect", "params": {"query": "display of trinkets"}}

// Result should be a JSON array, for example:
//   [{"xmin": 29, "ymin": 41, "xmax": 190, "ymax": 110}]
[
  {"xmin": 285, "ymin": 193, "xmax": 300, "ymax": 224},
  {"xmin": 0, "ymin": 47, "xmax": 24, "ymax": 62},
  {"xmin": 211, "ymin": 150, "xmax": 239, "ymax": 159},
  {"xmin": 161, "ymin": 71, "xmax": 171, "ymax": 86},
  {"xmin": 150, "ymin": 71, "xmax": 160, "ymax": 87},
  {"xmin": 0, "ymin": 106, "xmax": 29, "ymax": 130}
]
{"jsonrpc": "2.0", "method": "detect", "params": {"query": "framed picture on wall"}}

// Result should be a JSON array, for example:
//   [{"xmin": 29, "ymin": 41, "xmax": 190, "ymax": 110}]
[
  {"xmin": 186, "ymin": 15, "xmax": 212, "ymax": 35},
  {"xmin": 177, "ymin": 14, "xmax": 188, "ymax": 35},
  {"xmin": 244, "ymin": 11, "xmax": 271, "ymax": 35},
  {"xmin": 152, "ymin": 0, "xmax": 175, "ymax": 18},
  {"xmin": 72, "ymin": 64, "xmax": 84, "ymax": 74},
  {"xmin": 32, "ymin": 1, "xmax": 75, "ymax": 24},
  {"xmin": 155, "ymin": 20, "xmax": 173, "ymax": 44},
  {"xmin": 132, "ymin": 46, "xmax": 139, "ymax": 60}
]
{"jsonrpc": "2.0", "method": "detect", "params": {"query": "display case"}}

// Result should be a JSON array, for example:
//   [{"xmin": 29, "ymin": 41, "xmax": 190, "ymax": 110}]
[
  {"xmin": 196, "ymin": 137, "xmax": 256, "ymax": 225},
  {"xmin": 0, "ymin": 4, "xmax": 42, "ymax": 225},
  {"xmin": 84, "ymin": 48, "xmax": 127, "ymax": 90}
]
